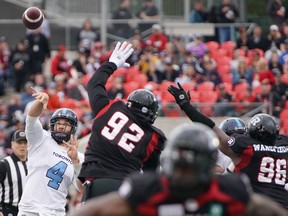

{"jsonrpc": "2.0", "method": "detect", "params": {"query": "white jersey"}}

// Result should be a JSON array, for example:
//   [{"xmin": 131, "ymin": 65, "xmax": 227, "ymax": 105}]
[
  {"xmin": 18, "ymin": 115, "xmax": 83, "ymax": 215},
  {"xmin": 216, "ymin": 149, "xmax": 232, "ymax": 172}
]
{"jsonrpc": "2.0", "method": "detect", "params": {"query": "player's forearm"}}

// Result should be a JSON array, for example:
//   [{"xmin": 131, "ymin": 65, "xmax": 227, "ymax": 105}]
[
  {"xmin": 87, "ymin": 62, "xmax": 117, "ymax": 115},
  {"xmin": 28, "ymin": 99, "xmax": 45, "ymax": 117},
  {"xmin": 87, "ymin": 62, "xmax": 117, "ymax": 91},
  {"xmin": 180, "ymin": 103, "xmax": 215, "ymax": 128}
]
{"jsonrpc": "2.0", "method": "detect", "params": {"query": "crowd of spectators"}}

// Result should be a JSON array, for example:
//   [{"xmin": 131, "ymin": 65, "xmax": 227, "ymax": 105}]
[{"xmin": 1, "ymin": 0, "xmax": 288, "ymax": 160}]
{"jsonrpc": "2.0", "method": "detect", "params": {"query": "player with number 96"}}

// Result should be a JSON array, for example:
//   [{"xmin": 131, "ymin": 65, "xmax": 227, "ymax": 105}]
[{"xmin": 167, "ymin": 82, "xmax": 288, "ymax": 210}]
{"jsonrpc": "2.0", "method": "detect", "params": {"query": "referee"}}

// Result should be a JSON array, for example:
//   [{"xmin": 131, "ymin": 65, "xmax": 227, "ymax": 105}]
[{"xmin": 0, "ymin": 130, "xmax": 28, "ymax": 216}]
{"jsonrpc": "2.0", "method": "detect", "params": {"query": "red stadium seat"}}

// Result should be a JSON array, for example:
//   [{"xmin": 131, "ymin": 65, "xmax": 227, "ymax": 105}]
[
  {"xmin": 233, "ymin": 82, "xmax": 250, "ymax": 92},
  {"xmin": 189, "ymin": 91, "xmax": 200, "ymax": 102},
  {"xmin": 281, "ymin": 119, "xmax": 288, "ymax": 128},
  {"xmin": 217, "ymin": 64, "xmax": 231, "ymax": 76},
  {"xmin": 215, "ymin": 82, "xmax": 233, "ymax": 93},
  {"xmin": 220, "ymin": 73, "xmax": 233, "ymax": 84},
  {"xmin": 247, "ymin": 48, "xmax": 264, "ymax": 60},
  {"xmin": 199, "ymin": 91, "xmax": 218, "ymax": 103},
  {"xmin": 252, "ymin": 84, "xmax": 271, "ymax": 97},
  {"xmin": 211, "ymin": 48, "xmax": 228, "ymax": 59},
  {"xmin": 235, "ymin": 48, "xmax": 246, "ymax": 57},
  {"xmin": 279, "ymin": 109, "xmax": 288, "ymax": 120},
  {"xmin": 216, "ymin": 56, "xmax": 232, "ymax": 66},
  {"xmin": 159, "ymin": 81, "xmax": 175, "ymax": 93},
  {"xmin": 220, "ymin": 41, "xmax": 236, "ymax": 57},
  {"xmin": 125, "ymin": 66, "xmax": 141, "ymax": 82},
  {"xmin": 81, "ymin": 73, "xmax": 92, "ymax": 87},
  {"xmin": 196, "ymin": 81, "xmax": 215, "ymax": 92},
  {"xmin": 280, "ymin": 74, "xmax": 288, "ymax": 85},
  {"xmin": 198, "ymin": 91, "xmax": 218, "ymax": 117},
  {"xmin": 132, "ymin": 73, "xmax": 148, "ymax": 88},
  {"xmin": 144, "ymin": 81, "xmax": 159, "ymax": 92},
  {"xmin": 181, "ymin": 82, "xmax": 196, "ymax": 92},
  {"xmin": 161, "ymin": 91, "xmax": 176, "ymax": 102},
  {"xmin": 113, "ymin": 68, "xmax": 127, "ymax": 77},
  {"xmin": 284, "ymin": 100, "xmax": 288, "ymax": 109},
  {"xmin": 205, "ymin": 41, "xmax": 220, "ymax": 51},
  {"xmin": 123, "ymin": 81, "xmax": 140, "ymax": 98}
]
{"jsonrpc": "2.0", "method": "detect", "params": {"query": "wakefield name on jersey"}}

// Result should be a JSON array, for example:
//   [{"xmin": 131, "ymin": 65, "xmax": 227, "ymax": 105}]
[{"xmin": 252, "ymin": 144, "xmax": 288, "ymax": 153}]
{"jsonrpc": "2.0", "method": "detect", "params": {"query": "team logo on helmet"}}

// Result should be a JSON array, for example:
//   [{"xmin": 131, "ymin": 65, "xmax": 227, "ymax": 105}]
[{"xmin": 227, "ymin": 137, "xmax": 235, "ymax": 146}]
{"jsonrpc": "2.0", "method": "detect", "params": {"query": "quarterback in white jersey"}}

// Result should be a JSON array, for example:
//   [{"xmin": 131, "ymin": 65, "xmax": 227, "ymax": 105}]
[{"xmin": 18, "ymin": 89, "xmax": 84, "ymax": 216}]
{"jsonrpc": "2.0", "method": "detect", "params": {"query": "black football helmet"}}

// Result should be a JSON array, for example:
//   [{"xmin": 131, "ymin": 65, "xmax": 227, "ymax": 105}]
[
  {"xmin": 219, "ymin": 117, "xmax": 246, "ymax": 136},
  {"xmin": 247, "ymin": 113, "xmax": 278, "ymax": 145},
  {"xmin": 162, "ymin": 123, "xmax": 219, "ymax": 199},
  {"xmin": 50, "ymin": 108, "xmax": 78, "ymax": 144},
  {"xmin": 126, "ymin": 89, "xmax": 159, "ymax": 124}
]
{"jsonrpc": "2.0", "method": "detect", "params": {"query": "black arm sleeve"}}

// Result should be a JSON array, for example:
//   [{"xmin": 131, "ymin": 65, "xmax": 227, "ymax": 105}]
[
  {"xmin": 87, "ymin": 62, "xmax": 117, "ymax": 115},
  {"xmin": 180, "ymin": 103, "xmax": 215, "ymax": 128},
  {"xmin": 0, "ymin": 160, "xmax": 6, "ymax": 183},
  {"xmin": 142, "ymin": 150, "xmax": 161, "ymax": 171}
]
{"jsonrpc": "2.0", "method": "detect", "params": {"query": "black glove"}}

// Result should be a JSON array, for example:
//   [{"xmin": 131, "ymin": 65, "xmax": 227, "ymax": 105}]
[{"xmin": 167, "ymin": 82, "xmax": 191, "ymax": 107}]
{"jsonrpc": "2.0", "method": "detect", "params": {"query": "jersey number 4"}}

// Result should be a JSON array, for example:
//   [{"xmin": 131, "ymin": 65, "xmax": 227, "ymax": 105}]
[
  {"xmin": 258, "ymin": 157, "xmax": 286, "ymax": 185},
  {"xmin": 46, "ymin": 161, "xmax": 68, "ymax": 190},
  {"xmin": 101, "ymin": 111, "xmax": 144, "ymax": 153}
]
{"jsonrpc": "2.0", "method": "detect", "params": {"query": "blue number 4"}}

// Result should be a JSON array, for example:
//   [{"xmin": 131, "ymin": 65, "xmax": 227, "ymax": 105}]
[{"xmin": 46, "ymin": 161, "xmax": 68, "ymax": 190}]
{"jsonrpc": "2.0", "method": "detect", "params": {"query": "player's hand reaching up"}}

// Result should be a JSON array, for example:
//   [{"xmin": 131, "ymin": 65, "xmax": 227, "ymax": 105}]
[
  {"xmin": 167, "ymin": 82, "xmax": 191, "ymax": 107},
  {"xmin": 109, "ymin": 41, "xmax": 134, "ymax": 68},
  {"xmin": 31, "ymin": 87, "xmax": 49, "ymax": 110}
]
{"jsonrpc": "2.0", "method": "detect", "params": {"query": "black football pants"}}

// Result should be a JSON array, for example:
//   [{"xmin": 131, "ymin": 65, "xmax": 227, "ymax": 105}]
[
  {"xmin": 2, "ymin": 204, "xmax": 18, "ymax": 216},
  {"xmin": 82, "ymin": 178, "xmax": 123, "ymax": 201}
]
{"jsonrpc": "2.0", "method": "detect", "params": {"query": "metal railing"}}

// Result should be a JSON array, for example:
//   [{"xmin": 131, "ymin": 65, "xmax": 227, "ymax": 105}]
[{"xmin": 160, "ymin": 101, "xmax": 272, "ymax": 118}]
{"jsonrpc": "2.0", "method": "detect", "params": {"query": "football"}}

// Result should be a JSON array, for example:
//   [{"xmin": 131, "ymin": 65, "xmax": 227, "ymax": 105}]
[{"xmin": 22, "ymin": 7, "xmax": 44, "ymax": 30}]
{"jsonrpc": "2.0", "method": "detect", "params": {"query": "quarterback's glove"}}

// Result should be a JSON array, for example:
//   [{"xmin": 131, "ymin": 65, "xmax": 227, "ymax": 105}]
[
  {"xmin": 109, "ymin": 41, "xmax": 134, "ymax": 68},
  {"xmin": 167, "ymin": 82, "xmax": 191, "ymax": 107}
]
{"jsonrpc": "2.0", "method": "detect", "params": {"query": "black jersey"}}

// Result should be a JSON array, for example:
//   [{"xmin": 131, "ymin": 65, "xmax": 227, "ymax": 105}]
[
  {"xmin": 79, "ymin": 62, "xmax": 166, "ymax": 182},
  {"xmin": 119, "ymin": 172, "xmax": 250, "ymax": 216},
  {"xmin": 276, "ymin": 134, "xmax": 288, "ymax": 146},
  {"xmin": 229, "ymin": 134, "xmax": 288, "ymax": 208}
]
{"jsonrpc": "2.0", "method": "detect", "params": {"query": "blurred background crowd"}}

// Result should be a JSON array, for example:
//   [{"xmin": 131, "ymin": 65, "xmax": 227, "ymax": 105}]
[{"xmin": 1, "ymin": 0, "xmax": 288, "ymax": 164}]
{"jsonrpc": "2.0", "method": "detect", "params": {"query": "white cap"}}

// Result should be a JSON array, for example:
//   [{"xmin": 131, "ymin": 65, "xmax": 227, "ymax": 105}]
[
  {"xmin": 152, "ymin": 24, "xmax": 162, "ymax": 30},
  {"xmin": 270, "ymin": 24, "xmax": 279, "ymax": 31}
]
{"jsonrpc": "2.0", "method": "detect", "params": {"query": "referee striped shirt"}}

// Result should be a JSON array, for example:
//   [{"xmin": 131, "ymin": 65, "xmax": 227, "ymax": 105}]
[{"xmin": 0, "ymin": 153, "xmax": 27, "ymax": 208}]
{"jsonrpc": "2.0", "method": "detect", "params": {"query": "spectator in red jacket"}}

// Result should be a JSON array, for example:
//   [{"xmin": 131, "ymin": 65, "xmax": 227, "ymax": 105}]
[
  {"xmin": 50, "ymin": 45, "xmax": 71, "ymax": 79},
  {"xmin": 252, "ymin": 58, "xmax": 275, "ymax": 87},
  {"xmin": 146, "ymin": 24, "xmax": 168, "ymax": 52}
]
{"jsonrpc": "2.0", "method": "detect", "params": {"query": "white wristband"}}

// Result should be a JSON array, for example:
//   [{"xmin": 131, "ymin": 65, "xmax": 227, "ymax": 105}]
[{"xmin": 73, "ymin": 162, "xmax": 82, "ymax": 176}]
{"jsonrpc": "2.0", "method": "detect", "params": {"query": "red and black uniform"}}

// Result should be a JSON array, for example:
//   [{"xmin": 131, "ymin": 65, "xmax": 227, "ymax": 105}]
[
  {"xmin": 119, "ymin": 172, "xmax": 250, "ymax": 216},
  {"xmin": 229, "ymin": 134, "xmax": 288, "ymax": 208},
  {"xmin": 79, "ymin": 62, "xmax": 166, "ymax": 198}
]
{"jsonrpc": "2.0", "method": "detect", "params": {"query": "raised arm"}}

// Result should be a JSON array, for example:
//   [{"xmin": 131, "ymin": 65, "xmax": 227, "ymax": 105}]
[
  {"xmin": 28, "ymin": 87, "xmax": 49, "ymax": 117},
  {"xmin": 87, "ymin": 41, "xmax": 133, "ymax": 116},
  {"xmin": 167, "ymin": 83, "xmax": 239, "ymax": 161}
]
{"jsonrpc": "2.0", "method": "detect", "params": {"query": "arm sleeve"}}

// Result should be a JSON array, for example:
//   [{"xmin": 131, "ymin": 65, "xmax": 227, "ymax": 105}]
[
  {"xmin": 25, "ymin": 115, "xmax": 46, "ymax": 151},
  {"xmin": 87, "ymin": 62, "xmax": 117, "ymax": 116},
  {"xmin": 142, "ymin": 150, "xmax": 161, "ymax": 171},
  {"xmin": 229, "ymin": 134, "xmax": 250, "ymax": 154},
  {"xmin": 180, "ymin": 103, "xmax": 215, "ymax": 128},
  {"xmin": 0, "ymin": 160, "xmax": 6, "ymax": 183},
  {"xmin": 72, "ymin": 152, "xmax": 85, "ymax": 191}
]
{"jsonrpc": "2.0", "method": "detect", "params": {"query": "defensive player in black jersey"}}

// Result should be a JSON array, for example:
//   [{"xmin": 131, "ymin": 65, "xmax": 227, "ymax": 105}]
[
  {"xmin": 69, "ymin": 123, "xmax": 287, "ymax": 216},
  {"xmin": 167, "ymin": 82, "xmax": 288, "ymax": 209},
  {"xmin": 78, "ymin": 41, "xmax": 166, "ymax": 200},
  {"xmin": 215, "ymin": 117, "xmax": 246, "ymax": 174}
]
